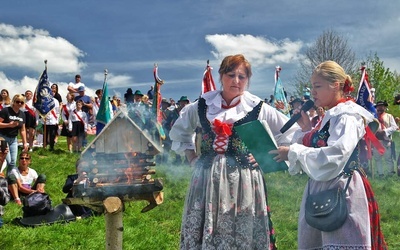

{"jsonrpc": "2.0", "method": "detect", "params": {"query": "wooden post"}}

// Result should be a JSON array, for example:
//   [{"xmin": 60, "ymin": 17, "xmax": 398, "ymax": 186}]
[
  {"xmin": 104, "ymin": 197, "xmax": 124, "ymax": 250},
  {"xmin": 43, "ymin": 120, "xmax": 47, "ymax": 148}
]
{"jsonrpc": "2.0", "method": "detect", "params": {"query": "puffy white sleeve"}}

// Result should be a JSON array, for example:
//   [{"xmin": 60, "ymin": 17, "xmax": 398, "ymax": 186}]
[
  {"xmin": 169, "ymin": 102, "xmax": 200, "ymax": 152},
  {"xmin": 288, "ymin": 113, "xmax": 365, "ymax": 181}
]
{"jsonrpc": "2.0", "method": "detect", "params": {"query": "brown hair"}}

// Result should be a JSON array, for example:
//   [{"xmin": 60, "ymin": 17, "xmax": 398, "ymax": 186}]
[
  {"xmin": 19, "ymin": 152, "xmax": 31, "ymax": 160},
  {"xmin": 0, "ymin": 89, "xmax": 11, "ymax": 105},
  {"xmin": 218, "ymin": 54, "xmax": 252, "ymax": 82}
]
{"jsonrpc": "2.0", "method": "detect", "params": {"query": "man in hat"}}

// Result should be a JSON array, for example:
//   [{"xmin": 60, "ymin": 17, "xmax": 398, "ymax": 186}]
[
  {"xmin": 74, "ymin": 86, "xmax": 93, "ymax": 114},
  {"xmin": 67, "ymin": 74, "xmax": 85, "ymax": 97},
  {"xmin": 289, "ymin": 97, "xmax": 304, "ymax": 116},
  {"xmin": 133, "ymin": 90, "xmax": 144, "ymax": 105},
  {"xmin": 163, "ymin": 96, "xmax": 190, "ymax": 165},
  {"xmin": 374, "ymin": 100, "xmax": 398, "ymax": 177}
]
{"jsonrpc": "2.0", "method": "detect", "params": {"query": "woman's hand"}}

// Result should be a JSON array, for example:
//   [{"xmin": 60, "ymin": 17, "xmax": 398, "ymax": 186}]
[
  {"xmin": 269, "ymin": 146, "xmax": 289, "ymax": 162},
  {"xmin": 247, "ymin": 153, "xmax": 259, "ymax": 168},
  {"xmin": 189, "ymin": 156, "xmax": 199, "ymax": 167},
  {"xmin": 293, "ymin": 109, "xmax": 312, "ymax": 132}
]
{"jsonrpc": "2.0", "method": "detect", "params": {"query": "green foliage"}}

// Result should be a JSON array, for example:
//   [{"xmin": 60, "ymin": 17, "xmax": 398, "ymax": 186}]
[
  {"xmin": 364, "ymin": 53, "xmax": 398, "ymax": 103},
  {"xmin": 1, "ymin": 136, "xmax": 399, "ymax": 249}
]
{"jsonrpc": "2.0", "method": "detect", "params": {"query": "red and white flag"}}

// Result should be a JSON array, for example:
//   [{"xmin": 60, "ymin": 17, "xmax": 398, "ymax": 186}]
[{"xmin": 201, "ymin": 60, "xmax": 216, "ymax": 94}]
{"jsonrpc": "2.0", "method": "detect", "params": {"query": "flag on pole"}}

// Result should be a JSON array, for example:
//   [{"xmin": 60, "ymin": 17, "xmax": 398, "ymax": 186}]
[
  {"xmin": 151, "ymin": 64, "xmax": 166, "ymax": 140},
  {"xmin": 201, "ymin": 60, "xmax": 216, "ymax": 94},
  {"xmin": 96, "ymin": 70, "xmax": 112, "ymax": 126},
  {"xmin": 356, "ymin": 65, "xmax": 384, "ymax": 161},
  {"xmin": 33, "ymin": 64, "xmax": 55, "ymax": 117},
  {"xmin": 356, "ymin": 65, "xmax": 377, "ymax": 118},
  {"xmin": 273, "ymin": 66, "xmax": 290, "ymax": 117}
]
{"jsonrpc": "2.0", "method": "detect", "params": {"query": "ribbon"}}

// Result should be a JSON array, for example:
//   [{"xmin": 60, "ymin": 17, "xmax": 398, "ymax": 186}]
[
  {"xmin": 213, "ymin": 119, "xmax": 232, "ymax": 136},
  {"xmin": 364, "ymin": 126, "xmax": 385, "ymax": 158}
]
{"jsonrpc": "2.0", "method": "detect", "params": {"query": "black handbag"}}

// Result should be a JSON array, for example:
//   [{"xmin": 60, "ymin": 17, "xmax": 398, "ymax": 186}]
[
  {"xmin": 305, "ymin": 174, "xmax": 352, "ymax": 232},
  {"xmin": 22, "ymin": 192, "xmax": 53, "ymax": 217}
]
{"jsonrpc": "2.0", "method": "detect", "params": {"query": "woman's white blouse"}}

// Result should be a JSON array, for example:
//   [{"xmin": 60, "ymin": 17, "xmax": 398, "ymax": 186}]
[
  {"xmin": 288, "ymin": 101, "xmax": 375, "ymax": 181},
  {"xmin": 169, "ymin": 90, "xmax": 296, "ymax": 153}
]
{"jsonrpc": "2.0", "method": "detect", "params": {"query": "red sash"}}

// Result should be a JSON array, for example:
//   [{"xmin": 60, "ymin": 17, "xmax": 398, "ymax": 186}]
[
  {"xmin": 73, "ymin": 110, "xmax": 85, "ymax": 125},
  {"xmin": 51, "ymin": 110, "xmax": 58, "ymax": 120},
  {"xmin": 25, "ymin": 104, "xmax": 36, "ymax": 117},
  {"xmin": 62, "ymin": 105, "xmax": 69, "ymax": 120}
]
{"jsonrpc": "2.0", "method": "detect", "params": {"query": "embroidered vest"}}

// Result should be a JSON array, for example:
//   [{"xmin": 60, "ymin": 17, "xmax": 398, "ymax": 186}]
[
  {"xmin": 197, "ymin": 98, "xmax": 263, "ymax": 169},
  {"xmin": 308, "ymin": 121, "xmax": 359, "ymax": 173}
]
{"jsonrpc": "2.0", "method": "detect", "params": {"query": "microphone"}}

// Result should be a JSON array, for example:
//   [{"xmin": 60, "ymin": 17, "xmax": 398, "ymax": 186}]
[{"xmin": 280, "ymin": 100, "xmax": 314, "ymax": 134}]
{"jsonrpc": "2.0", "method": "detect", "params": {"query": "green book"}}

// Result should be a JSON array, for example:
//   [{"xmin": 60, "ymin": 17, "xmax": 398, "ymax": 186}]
[{"xmin": 235, "ymin": 120, "xmax": 288, "ymax": 173}]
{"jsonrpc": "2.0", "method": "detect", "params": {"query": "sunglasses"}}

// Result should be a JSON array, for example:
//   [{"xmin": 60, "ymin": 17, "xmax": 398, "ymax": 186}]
[
  {"xmin": 15, "ymin": 101, "xmax": 25, "ymax": 105},
  {"xmin": 20, "ymin": 157, "xmax": 30, "ymax": 160}
]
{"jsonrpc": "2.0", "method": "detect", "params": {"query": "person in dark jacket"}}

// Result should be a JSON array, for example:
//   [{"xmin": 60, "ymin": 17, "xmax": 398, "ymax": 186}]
[{"xmin": 62, "ymin": 160, "xmax": 93, "ymax": 218}]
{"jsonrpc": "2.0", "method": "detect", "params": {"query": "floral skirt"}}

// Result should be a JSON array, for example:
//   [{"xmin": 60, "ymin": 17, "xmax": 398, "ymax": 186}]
[{"xmin": 180, "ymin": 155, "xmax": 277, "ymax": 250}]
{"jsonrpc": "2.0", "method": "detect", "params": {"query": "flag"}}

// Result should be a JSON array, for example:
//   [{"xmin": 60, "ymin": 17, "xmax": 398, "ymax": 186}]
[
  {"xmin": 96, "ymin": 77, "xmax": 112, "ymax": 126},
  {"xmin": 356, "ymin": 66, "xmax": 377, "ymax": 118},
  {"xmin": 151, "ymin": 64, "xmax": 166, "ymax": 140},
  {"xmin": 273, "ymin": 66, "xmax": 290, "ymax": 117},
  {"xmin": 33, "ymin": 68, "xmax": 55, "ymax": 117},
  {"xmin": 356, "ymin": 66, "xmax": 384, "ymax": 160},
  {"xmin": 201, "ymin": 60, "xmax": 216, "ymax": 94}
]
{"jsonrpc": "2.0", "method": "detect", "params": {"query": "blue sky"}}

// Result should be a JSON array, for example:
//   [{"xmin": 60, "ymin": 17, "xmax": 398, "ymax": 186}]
[{"xmin": 1, "ymin": 1, "xmax": 399, "ymax": 103}]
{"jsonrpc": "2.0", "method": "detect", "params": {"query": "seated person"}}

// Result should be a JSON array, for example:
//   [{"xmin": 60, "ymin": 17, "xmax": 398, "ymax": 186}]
[
  {"xmin": 62, "ymin": 159, "xmax": 93, "ymax": 218},
  {"xmin": 0, "ymin": 145, "xmax": 10, "ymax": 227},
  {"xmin": 7, "ymin": 152, "xmax": 46, "ymax": 206}
]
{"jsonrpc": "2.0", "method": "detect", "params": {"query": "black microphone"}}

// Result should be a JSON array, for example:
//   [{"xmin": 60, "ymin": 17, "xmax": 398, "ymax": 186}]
[{"xmin": 280, "ymin": 100, "xmax": 314, "ymax": 133}]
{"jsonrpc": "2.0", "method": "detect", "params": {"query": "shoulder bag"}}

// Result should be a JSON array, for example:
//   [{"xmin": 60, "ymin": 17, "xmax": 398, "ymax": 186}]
[{"xmin": 305, "ymin": 171, "xmax": 352, "ymax": 232}]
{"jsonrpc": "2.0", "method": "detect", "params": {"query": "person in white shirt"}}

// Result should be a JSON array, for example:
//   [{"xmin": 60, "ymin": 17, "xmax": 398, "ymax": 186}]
[
  {"xmin": 42, "ymin": 98, "xmax": 60, "ymax": 151},
  {"xmin": 7, "ymin": 152, "xmax": 46, "ymax": 206},
  {"xmin": 272, "ymin": 60, "xmax": 387, "ymax": 249},
  {"xmin": 374, "ymin": 100, "xmax": 399, "ymax": 177},
  {"xmin": 67, "ymin": 74, "xmax": 85, "ymax": 97},
  {"xmin": 61, "ymin": 93, "xmax": 76, "ymax": 152},
  {"xmin": 23, "ymin": 90, "xmax": 37, "ymax": 151},
  {"xmin": 68, "ymin": 100, "xmax": 88, "ymax": 153},
  {"xmin": 169, "ymin": 54, "xmax": 295, "ymax": 249}
]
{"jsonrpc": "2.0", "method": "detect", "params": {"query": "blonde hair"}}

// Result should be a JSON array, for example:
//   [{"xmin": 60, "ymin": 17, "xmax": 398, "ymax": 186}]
[
  {"xmin": 313, "ymin": 61, "xmax": 353, "ymax": 94},
  {"xmin": 12, "ymin": 94, "xmax": 25, "ymax": 105},
  {"xmin": 142, "ymin": 94, "xmax": 149, "ymax": 103}
]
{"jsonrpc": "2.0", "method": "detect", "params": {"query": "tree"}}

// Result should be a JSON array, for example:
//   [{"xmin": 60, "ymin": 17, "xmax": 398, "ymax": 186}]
[{"xmin": 294, "ymin": 29, "xmax": 358, "ymax": 97}]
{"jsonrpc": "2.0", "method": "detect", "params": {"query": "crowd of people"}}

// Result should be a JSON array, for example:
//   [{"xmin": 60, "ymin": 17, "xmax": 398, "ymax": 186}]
[{"xmin": 0, "ymin": 54, "xmax": 399, "ymax": 249}]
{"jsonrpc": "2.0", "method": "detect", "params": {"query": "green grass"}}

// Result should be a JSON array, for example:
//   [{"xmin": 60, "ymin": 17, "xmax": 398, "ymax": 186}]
[{"xmin": 1, "ymin": 135, "xmax": 399, "ymax": 249}]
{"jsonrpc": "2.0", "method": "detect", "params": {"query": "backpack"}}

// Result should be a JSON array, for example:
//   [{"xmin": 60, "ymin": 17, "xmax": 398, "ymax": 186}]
[{"xmin": 22, "ymin": 192, "xmax": 53, "ymax": 217}]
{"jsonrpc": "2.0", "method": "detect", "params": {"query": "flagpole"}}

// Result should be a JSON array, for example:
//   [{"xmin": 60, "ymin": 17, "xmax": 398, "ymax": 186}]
[
  {"xmin": 361, "ymin": 62, "xmax": 375, "ymax": 179},
  {"xmin": 43, "ymin": 60, "xmax": 48, "ymax": 149},
  {"xmin": 104, "ymin": 68, "xmax": 108, "ymax": 83}
]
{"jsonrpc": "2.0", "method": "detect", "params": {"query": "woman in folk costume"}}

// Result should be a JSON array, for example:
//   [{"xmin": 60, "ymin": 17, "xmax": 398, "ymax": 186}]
[
  {"xmin": 272, "ymin": 61, "xmax": 387, "ymax": 249},
  {"xmin": 169, "ymin": 54, "xmax": 296, "ymax": 249}
]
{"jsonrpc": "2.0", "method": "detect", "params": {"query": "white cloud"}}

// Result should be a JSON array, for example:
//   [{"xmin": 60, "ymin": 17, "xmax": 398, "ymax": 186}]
[
  {"xmin": 205, "ymin": 34, "xmax": 304, "ymax": 67},
  {"xmin": 0, "ymin": 70, "xmax": 99, "ymax": 103},
  {"xmin": 0, "ymin": 23, "xmax": 86, "ymax": 73},
  {"xmin": 92, "ymin": 71, "xmax": 135, "ymax": 89}
]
